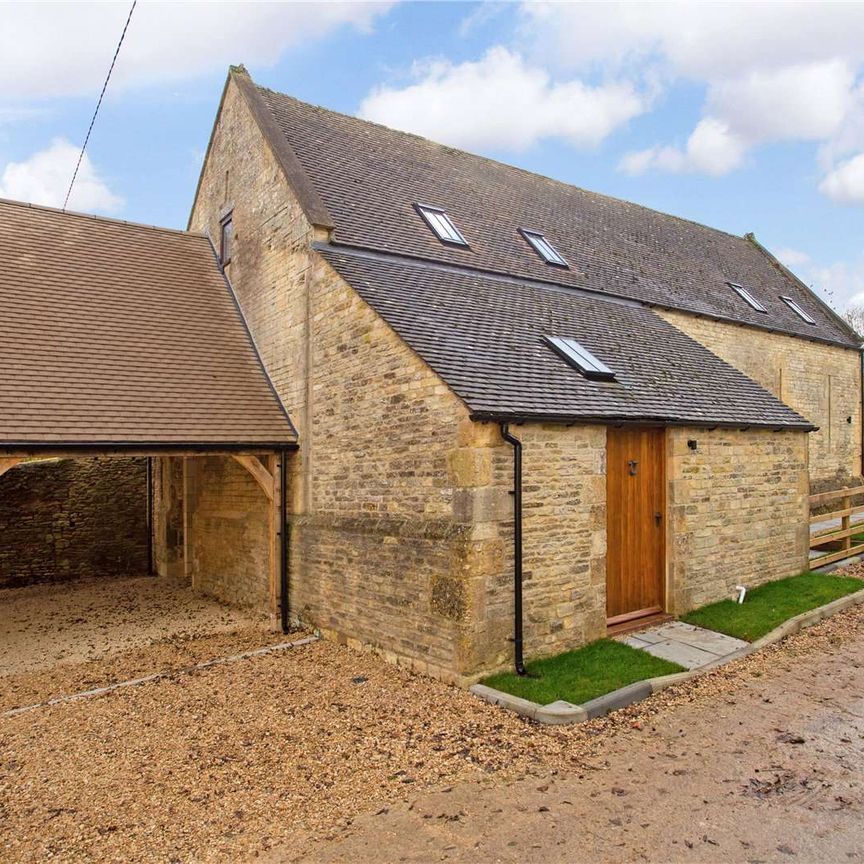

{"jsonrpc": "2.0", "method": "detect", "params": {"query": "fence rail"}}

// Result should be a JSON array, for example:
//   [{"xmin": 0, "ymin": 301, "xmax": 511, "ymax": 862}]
[{"xmin": 809, "ymin": 485, "xmax": 864, "ymax": 568}]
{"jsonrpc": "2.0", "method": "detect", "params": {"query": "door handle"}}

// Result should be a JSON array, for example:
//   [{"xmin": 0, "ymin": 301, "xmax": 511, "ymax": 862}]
[
  {"xmin": 654, "ymin": 512, "xmax": 662, "ymax": 526},
  {"xmin": 628, "ymin": 460, "xmax": 638, "ymax": 476}
]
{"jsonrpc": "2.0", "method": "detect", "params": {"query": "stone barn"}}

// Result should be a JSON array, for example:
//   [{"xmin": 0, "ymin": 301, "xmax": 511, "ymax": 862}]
[
  {"xmin": 3, "ymin": 63, "xmax": 861, "ymax": 685},
  {"xmin": 182, "ymin": 66, "xmax": 856, "ymax": 681}
]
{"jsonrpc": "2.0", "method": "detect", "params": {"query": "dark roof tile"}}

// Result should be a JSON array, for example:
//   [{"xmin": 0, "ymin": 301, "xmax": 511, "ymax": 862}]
[
  {"xmin": 318, "ymin": 246, "xmax": 814, "ymax": 430},
  {"xmin": 256, "ymin": 82, "xmax": 858, "ymax": 349}
]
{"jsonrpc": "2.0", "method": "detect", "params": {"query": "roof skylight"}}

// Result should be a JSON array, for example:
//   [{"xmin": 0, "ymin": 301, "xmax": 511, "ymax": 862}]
[
  {"xmin": 520, "ymin": 229, "xmax": 568, "ymax": 267},
  {"xmin": 728, "ymin": 282, "xmax": 766, "ymax": 313},
  {"xmin": 416, "ymin": 204, "xmax": 468, "ymax": 246},
  {"xmin": 781, "ymin": 296, "xmax": 816, "ymax": 325},
  {"xmin": 544, "ymin": 335, "xmax": 615, "ymax": 381}
]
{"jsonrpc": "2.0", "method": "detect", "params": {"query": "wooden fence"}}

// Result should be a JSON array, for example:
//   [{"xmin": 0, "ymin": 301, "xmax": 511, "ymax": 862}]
[{"xmin": 809, "ymin": 485, "xmax": 864, "ymax": 569}]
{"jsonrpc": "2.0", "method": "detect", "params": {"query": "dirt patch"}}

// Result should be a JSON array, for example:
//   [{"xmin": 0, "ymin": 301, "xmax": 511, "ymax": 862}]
[
  {"xmin": 0, "ymin": 576, "xmax": 268, "ymax": 676},
  {"xmin": 2, "ymin": 600, "xmax": 864, "ymax": 862}
]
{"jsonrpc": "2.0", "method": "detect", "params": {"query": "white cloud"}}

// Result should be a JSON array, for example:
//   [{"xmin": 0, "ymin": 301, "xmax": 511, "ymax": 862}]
[
  {"xmin": 620, "ymin": 118, "xmax": 746, "ymax": 176},
  {"xmin": 520, "ymin": 2, "xmax": 864, "ymax": 81},
  {"xmin": 0, "ymin": 138, "xmax": 122, "ymax": 213},
  {"xmin": 518, "ymin": 2, "xmax": 864, "ymax": 189},
  {"xmin": 819, "ymin": 152, "xmax": 864, "ymax": 204},
  {"xmin": 774, "ymin": 248, "xmax": 812, "ymax": 270},
  {"xmin": 707, "ymin": 61, "xmax": 853, "ymax": 143},
  {"xmin": 0, "ymin": 1, "xmax": 394, "ymax": 100},
  {"xmin": 359, "ymin": 47, "xmax": 646, "ymax": 152}
]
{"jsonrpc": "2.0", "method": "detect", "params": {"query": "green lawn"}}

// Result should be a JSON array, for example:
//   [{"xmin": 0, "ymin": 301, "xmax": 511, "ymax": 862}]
[
  {"xmin": 681, "ymin": 571, "xmax": 863, "ymax": 642},
  {"xmin": 481, "ymin": 639, "xmax": 684, "ymax": 706}
]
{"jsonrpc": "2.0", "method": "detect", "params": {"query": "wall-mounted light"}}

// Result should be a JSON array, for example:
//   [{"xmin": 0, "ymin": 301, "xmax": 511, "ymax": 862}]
[{"xmin": 687, "ymin": 439, "xmax": 698, "ymax": 450}]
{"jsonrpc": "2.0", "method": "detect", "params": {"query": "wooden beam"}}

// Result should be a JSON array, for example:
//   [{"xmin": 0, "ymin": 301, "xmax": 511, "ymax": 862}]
[
  {"xmin": 809, "ymin": 484, "xmax": 864, "ymax": 507},
  {"xmin": 809, "ymin": 541, "xmax": 864, "ymax": 569},
  {"xmin": 0, "ymin": 457, "xmax": 23, "ymax": 479},
  {"xmin": 232, "ymin": 454, "xmax": 275, "ymax": 500}
]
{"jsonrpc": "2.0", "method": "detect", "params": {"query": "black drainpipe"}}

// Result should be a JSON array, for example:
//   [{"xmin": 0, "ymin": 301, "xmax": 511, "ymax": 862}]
[
  {"xmin": 500, "ymin": 423, "xmax": 526, "ymax": 676},
  {"xmin": 280, "ymin": 449, "xmax": 290, "ymax": 633}
]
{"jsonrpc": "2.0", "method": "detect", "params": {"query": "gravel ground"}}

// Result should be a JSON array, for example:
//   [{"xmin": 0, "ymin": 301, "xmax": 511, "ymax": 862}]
[
  {"xmin": 2, "ymin": 571, "xmax": 864, "ymax": 863},
  {"xmin": 0, "ymin": 576, "xmax": 269, "ymax": 676}
]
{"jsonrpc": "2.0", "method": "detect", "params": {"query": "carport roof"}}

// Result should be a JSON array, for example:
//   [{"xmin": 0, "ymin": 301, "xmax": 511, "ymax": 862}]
[{"xmin": 0, "ymin": 198, "xmax": 297, "ymax": 450}]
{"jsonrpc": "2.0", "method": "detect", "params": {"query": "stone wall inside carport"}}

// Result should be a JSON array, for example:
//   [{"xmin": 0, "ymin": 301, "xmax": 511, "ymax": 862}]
[
  {"xmin": 0, "ymin": 457, "xmax": 148, "ymax": 590},
  {"xmin": 153, "ymin": 455, "xmax": 271, "ymax": 608}
]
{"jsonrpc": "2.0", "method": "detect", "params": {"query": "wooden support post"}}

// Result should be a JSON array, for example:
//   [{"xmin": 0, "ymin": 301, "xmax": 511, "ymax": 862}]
[
  {"xmin": 0, "ymin": 457, "xmax": 23, "ymax": 479},
  {"xmin": 183, "ymin": 457, "xmax": 191, "ymax": 587},
  {"xmin": 842, "ymin": 493, "xmax": 852, "ymax": 551}
]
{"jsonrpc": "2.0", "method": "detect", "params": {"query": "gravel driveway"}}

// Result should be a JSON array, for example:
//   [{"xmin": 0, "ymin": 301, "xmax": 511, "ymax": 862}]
[{"xmin": 2, "ymin": 588, "xmax": 864, "ymax": 862}]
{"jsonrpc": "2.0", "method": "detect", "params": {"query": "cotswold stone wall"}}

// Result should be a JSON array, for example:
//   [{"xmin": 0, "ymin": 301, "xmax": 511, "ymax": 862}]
[
  {"xmin": 0, "ymin": 457, "xmax": 147, "ymax": 590},
  {"xmin": 296, "ymin": 257, "xmax": 483, "ymax": 680},
  {"xmin": 187, "ymin": 456, "xmax": 270, "ymax": 607},
  {"xmin": 480, "ymin": 424, "xmax": 608, "ymax": 673},
  {"xmin": 659, "ymin": 309, "xmax": 861, "ymax": 489},
  {"xmin": 152, "ymin": 455, "xmax": 270, "ymax": 608},
  {"xmin": 667, "ymin": 427, "xmax": 809, "ymax": 612}
]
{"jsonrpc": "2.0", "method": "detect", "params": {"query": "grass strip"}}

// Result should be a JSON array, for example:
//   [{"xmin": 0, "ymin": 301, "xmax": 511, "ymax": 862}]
[
  {"xmin": 482, "ymin": 638, "xmax": 684, "ymax": 706},
  {"xmin": 681, "ymin": 571, "xmax": 863, "ymax": 642}
]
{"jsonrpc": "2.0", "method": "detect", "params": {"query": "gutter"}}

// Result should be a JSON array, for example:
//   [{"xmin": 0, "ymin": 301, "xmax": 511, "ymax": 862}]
[
  {"xmin": 473, "ymin": 412, "xmax": 817, "ymax": 434},
  {"xmin": 500, "ymin": 423, "xmax": 526, "ymax": 676}
]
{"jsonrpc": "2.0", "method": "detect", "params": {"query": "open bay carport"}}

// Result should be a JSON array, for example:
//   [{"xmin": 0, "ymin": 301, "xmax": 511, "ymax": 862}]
[{"xmin": 0, "ymin": 198, "xmax": 298, "ymax": 632}]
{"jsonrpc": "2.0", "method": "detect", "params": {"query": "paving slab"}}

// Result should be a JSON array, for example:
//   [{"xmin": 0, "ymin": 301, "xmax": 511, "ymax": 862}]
[
  {"xmin": 650, "ymin": 621, "xmax": 747, "ymax": 656},
  {"xmin": 637, "ymin": 638, "xmax": 719, "ymax": 670}
]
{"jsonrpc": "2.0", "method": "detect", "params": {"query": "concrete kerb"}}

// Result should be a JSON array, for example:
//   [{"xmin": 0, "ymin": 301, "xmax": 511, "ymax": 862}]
[{"xmin": 470, "ymin": 585, "xmax": 864, "ymax": 725}]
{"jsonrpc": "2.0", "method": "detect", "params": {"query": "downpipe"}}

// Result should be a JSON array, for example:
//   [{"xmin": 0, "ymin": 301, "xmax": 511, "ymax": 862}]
[
  {"xmin": 500, "ymin": 423, "xmax": 526, "ymax": 676},
  {"xmin": 280, "ymin": 449, "xmax": 290, "ymax": 634}
]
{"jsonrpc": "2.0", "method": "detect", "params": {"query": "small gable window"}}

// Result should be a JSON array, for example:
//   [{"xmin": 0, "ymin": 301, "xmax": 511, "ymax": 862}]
[
  {"xmin": 520, "ymin": 229, "xmax": 568, "ymax": 267},
  {"xmin": 729, "ymin": 282, "xmax": 767, "ymax": 313},
  {"xmin": 781, "ymin": 295, "xmax": 816, "ymax": 325},
  {"xmin": 416, "ymin": 204, "xmax": 468, "ymax": 247},
  {"xmin": 544, "ymin": 335, "xmax": 615, "ymax": 381},
  {"xmin": 220, "ymin": 212, "xmax": 234, "ymax": 266}
]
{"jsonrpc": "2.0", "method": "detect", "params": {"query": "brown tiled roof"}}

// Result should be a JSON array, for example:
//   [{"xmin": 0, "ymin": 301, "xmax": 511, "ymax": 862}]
[
  {"xmin": 249, "ymin": 74, "xmax": 858, "ymax": 349},
  {"xmin": 319, "ymin": 246, "xmax": 814, "ymax": 430},
  {"xmin": 0, "ymin": 198, "xmax": 296, "ymax": 448}
]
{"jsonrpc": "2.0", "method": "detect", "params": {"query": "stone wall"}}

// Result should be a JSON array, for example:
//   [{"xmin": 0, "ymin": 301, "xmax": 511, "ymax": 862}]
[
  {"xmin": 667, "ymin": 427, "xmax": 810, "ymax": 612},
  {"xmin": 0, "ymin": 457, "xmax": 147, "ymax": 590},
  {"xmin": 296, "ymin": 256, "xmax": 482, "ymax": 681},
  {"xmin": 187, "ymin": 456, "xmax": 270, "ymax": 607},
  {"xmin": 659, "ymin": 309, "xmax": 861, "ymax": 488},
  {"xmin": 152, "ymin": 455, "xmax": 271, "ymax": 608},
  {"xmin": 478, "ymin": 424, "xmax": 608, "ymax": 673}
]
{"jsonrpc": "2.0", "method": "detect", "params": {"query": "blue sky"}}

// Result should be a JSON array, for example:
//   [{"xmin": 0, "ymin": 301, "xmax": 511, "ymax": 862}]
[{"xmin": 2, "ymin": 1, "xmax": 863, "ymax": 309}]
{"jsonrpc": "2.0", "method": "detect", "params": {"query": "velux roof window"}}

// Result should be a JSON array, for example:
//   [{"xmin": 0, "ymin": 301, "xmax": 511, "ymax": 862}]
[
  {"xmin": 544, "ymin": 335, "xmax": 615, "ymax": 381},
  {"xmin": 729, "ymin": 282, "xmax": 766, "ymax": 313},
  {"xmin": 416, "ymin": 204, "xmax": 468, "ymax": 246},
  {"xmin": 520, "ymin": 228, "xmax": 568, "ymax": 267},
  {"xmin": 781, "ymin": 295, "xmax": 816, "ymax": 325}
]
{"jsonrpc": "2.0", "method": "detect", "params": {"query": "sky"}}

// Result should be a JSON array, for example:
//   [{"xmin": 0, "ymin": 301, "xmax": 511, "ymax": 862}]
[{"xmin": 1, "ymin": 0, "xmax": 863, "ymax": 310}]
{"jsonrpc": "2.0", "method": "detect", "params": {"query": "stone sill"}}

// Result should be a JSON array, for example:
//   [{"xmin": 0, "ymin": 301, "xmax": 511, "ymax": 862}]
[{"xmin": 470, "ymin": 585, "xmax": 864, "ymax": 725}]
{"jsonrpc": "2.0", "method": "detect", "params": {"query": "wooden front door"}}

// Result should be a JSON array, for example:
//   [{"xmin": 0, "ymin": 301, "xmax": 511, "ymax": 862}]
[{"xmin": 606, "ymin": 427, "xmax": 666, "ymax": 625}]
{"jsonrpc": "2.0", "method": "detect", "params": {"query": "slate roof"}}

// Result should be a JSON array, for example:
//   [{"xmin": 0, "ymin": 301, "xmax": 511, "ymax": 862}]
[
  {"xmin": 253, "ymin": 79, "xmax": 858, "ymax": 350},
  {"xmin": 0, "ymin": 198, "xmax": 296, "ymax": 448},
  {"xmin": 318, "ymin": 246, "xmax": 814, "ymax": 430}
]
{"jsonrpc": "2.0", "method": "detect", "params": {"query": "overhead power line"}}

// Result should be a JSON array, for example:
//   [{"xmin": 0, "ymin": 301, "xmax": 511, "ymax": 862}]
[{"xmin": 63, "ymin": 0, "xmax": 137, "ymax": 212}]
